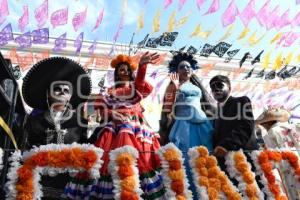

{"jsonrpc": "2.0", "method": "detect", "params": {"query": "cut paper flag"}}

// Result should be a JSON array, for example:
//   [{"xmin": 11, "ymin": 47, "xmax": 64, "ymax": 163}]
[
  {"xmin": 237, "ymin": 27, "xmax": 250, "ymax": 40},
  {"xmin": 196, "ymin": 0, "xmax": 206, "ymax": 10},
  {"xmin": 186, "ymin": 45, "xmax": 198, "ymax": 54},
  {"xmin": 15, "ymin": 31, "xmax": 31, "ymax": 49},
  {"xmin": 276, "ymin": 9, "xmax": 290, "ymax": 30},
  {"xmin": 175, "ymin": 13, "xmax": 190, "ymax": 28},
  {"xmin": 93, "ymin": 8, "xmax": 104, "ymax": 31},
  {"xmin": 170, "ymin": 45, "xmax": 186, "ymax": 55},
  {"xmin": 199, "ymin": 43, "xmax": 214, "ymax": 57},
  {"xmin": 34, "ymin": 0, "xmax": 48, "ymax": 28},
  {"xmin": 146, "ymin": 36, "xmax": 162, "ymax": 48},
  {"xmin": 17, "ymin": 52, "xmax": 33, "ymax": 71},
  {"xmin": 270, "ymin": 32, "xmax": 283, "ymax": 44},
  {"xmin": 0, "ymin": 0, "xmax": 9, "ymax": 25},
  {"xmin": 282, "ymin": 32, "xmax": 300, "ymax": 47},
  {"xmin": 88, "ymin": 40, "xmax": 97, "ymax": 55},
  {"xmin": 53, "ymin": 32, "xmax": 67, "ymax": 52},
  {"xmin": 178, "ymin": 0, "xmax": 187, "ymax": 10},
  {"xmin": 34, "ymin": 50, "xmax": 50, "ymax": 63},
  {"xmin": 265, "ymin": 70, "xmax": 276, "ymax": 80},
  {"xmin": 18, "ymin": 5, "xmax": 29, "ymax": 32},
  {"xmin": 153, "ymin": 9, "xmax": 161, "ymax": 32},
  {"xmin": 0, "ymin": 23, "xmax": 13, "ymax": 47},
  {"xmin": 224, "ymin": 49, "xmax": 239, "ymax": 62},
  {"xmin": 291, "ymin": 11, "xmax": 300, "ymax": 27},
  {"xmin": 266, "ymin": 5, "xmax": 280, "ymax": 30},
  {"xmin": 251, "ymin": 50, "xmax": 264, "ymax": 65},
  {"xmin": 164, "ymin": 0, "xmax": 173, "ymax": 9},
  {"xmin": 240, "ymin": 0, "xmax": 255, "ymax": 27},
  {"xmin": 256, "ymin": 0, "xmax": 271, "ymax": 27},
  {"xmin": 244, "ymin": 67, "xmax": 255, "ymax": 79},
  {"xmin": 297, "ymin": 0, "xmax": 300, "ymax": 4},
  {"xmin": 72, "ymin": 8, "xmax": 87, "ymax": 32},
  {"xmin": 32, "ymin": 28, "xmax": 49, "ymax": 44},
  {"xmin": 51, "ymin": 7, "xmax": 68, "ymax": 28},
  {"xmin": 74, "ymin": 32, "xmax": 84, "ymax": 55},
  {"xmin": 239, "ymin": 52, "xmax": 251, "ymax": 68},
  {"xmin": 221, "ymin": 0, "xmax": 239, "ymax": 27},
  {"xmin": 160, "ymin": 32, "xmax": 178, "ymax": 46},
  {"xmin": 255, "ymin": 69, "xmax": 265, "ymax": 78},
  {"xmin": 262, "ymin": 51, "xmax": 272, "ymax": 69},
  {"xmin": 167, "ymin": 11, "xmax": 176, "ymax": 32},
  {"xmin": 113, "ymin": 15, "xmax": 124, "ymax": 42},
  {"xmin": 204, "ymin": 0, "xmax": 219, "ymax": 15},
  {"xmin": 284, "ymin": 52, "xmax": 293, "ymax": 65},
  {"xmin": 137, "ymin": 34, "xmax": 149, "ymax": 48},
  {"xmin": 190, "ymin": 24, "xmax": 214, "ymax": 38},
  {"xmin": 272, "ymin": 52, "xmax": 283, "ymax": 70},
  {"xmin": 137, "ymin": 10, "xmax": 144, "ymax": 31},
  {"xmin": 247, "ymin": 31, "xmax": 266, "ymax": 46},
  {"xmin": 218, "ymin": 24, "xmax": 234, "ymax": 41},
  {"xmin": 128, "ymin": 32, "xmax": 135, "ymax": 55},
  {"xmin": 212, "ymin": 42, "xmax": 232, "ymax": 57}
]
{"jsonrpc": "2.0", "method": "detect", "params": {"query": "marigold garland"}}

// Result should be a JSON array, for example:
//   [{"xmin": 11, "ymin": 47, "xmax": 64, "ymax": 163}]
[
  {"xmin": 109, "ymin": 145, "xmax": 142, "ymax": 200},
  {"xmin": 251, "ymin": 150, "xmax": 300, "ymax": 200},
  {"xmin": 5, "ymin": 143, "xmax": 104, "ymax": 200},
  {"xmin": 188, "ymin": 146, "xmax": 242, "ymax": 200},
  {"xmin": 158, "ymin": 143, "xmax": 192, "ymax": 200},
  {"xmin": 225, "ymin": 150, "xmax": 264, "ymax": 200}
]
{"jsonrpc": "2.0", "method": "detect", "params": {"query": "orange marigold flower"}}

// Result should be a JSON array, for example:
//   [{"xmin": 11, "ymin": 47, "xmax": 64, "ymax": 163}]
[
  {"xmin": 198, "ymin": 167, "xmax": 208, "ymax": 177},
  {"xmin": 83, "ymin": 150, "xmax": 98, "ymax": 169},
  {"xmin": 116, "ymin": 153, "xmax": 134, "ymax": 166},
  {"xmin": 207, "ymin": 187, "xmax": 218, "ymax": 199},
  {"xmin": 16, "ymin": 193, "xmax": 33, "ymax": 200},
  {"xmin": 120, "ymin": 190, "xmax": 139, "ymax": 200},
  {"xmin": 208, "ymin": 167, "xmax": 219, "ymax": 178},
  {"xmin": 208, "ymin": 178, "xmax": 221, "ymax": 191},
  {"xmin": 226, "ymin": 191, "xmax": 242, "ymax": 200},
  {"xmin": 242, "ymin": 171, "xmax": 255, "ymax": 184},
  {"xmin": 222, "ymin": 184, "xmax": 233, "ymax": 194},
  {"xmin": 163, "ymin": 149, "xmax": 181, "ymax": 161},
  {"xmin": 258, "ymin": 152, "xmax": 269, "ymax": 164},
  {"xmin": 121, "ymin": 176, "xmax": 137, "ymax": 191},
  {"xmin": 29, "ymin": 152, "xmax": 49, "ymax": 167},
  {"xmin": 275, "ymin": 196, "xmax": 288, "ymax": 200},
  {"xmin": 197, "ymin": 146, "xmax": 209, "ymax": 157},
  {"xmin": 176, "ymin": 194, "xmax": 186, "ymax": 200},
  {"xmin": 198, "ymin": 176, "xmax": 209, "ymax": 187},
  {"xmin": 195, "ymin": 157, "xmax": 207, "ymax": 168},
  {"xmin": 246, "ymin": 184, "xmax": 258, "ymax": 197},
  {"xmin": 268, "ymin": 183, "xmax": 281, "ymax": 197},
  {"xmin": 267, "ymin": 152, "xmax": 282, "ymax": 162},
  {"xmin": 169, "ymin": 159, "xmax": 182, "ymax": 170},
  {"xmin": 171, "ymin": 180, "xmax": 184, "ymax": 194},
  {"xmin": 236, "ymin": 162, "xmax": 248, "ymax": 172},
  {"xmin": 260, "ymin": 163, "xmax": 272, "ymax": 172},
  {"xmin": 234, "ymin": 152, "xmax": 246, "ymax": 164},
  {"xmin": 168, "ymin": 169, "xmax": 184, "ymax": 181},
  {"xmin": 17, "ymin": 166, "xmax": 33, "ymax": 181},
  {"xmin": 265, "ymin": 173, "xmax": 276, "ymax": 183},
  {"xmin": 206, "ymin": 156, "xmax": 218, "ymax": 168},
  {"xmin": 218, "ymin": 173, "xmax": 229, "ymax": 184},
  {"xmin": 118, "ymin": 165, "xmax": 135, "ymax": 179}
]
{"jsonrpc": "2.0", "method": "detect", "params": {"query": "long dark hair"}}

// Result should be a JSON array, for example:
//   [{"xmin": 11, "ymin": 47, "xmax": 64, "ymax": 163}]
[{"xmin": 113, "ymin": 62, "xmax": 135, "ymax": 88}]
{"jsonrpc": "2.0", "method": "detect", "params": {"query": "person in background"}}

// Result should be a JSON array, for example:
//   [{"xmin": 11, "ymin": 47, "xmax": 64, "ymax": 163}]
[{"xmin": 256, "ymin": 107, "xmax": 300, "ymax": 199}]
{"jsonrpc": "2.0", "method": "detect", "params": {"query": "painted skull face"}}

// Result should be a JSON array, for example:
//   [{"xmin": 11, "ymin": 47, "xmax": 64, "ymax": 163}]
[
  {"xmin": 177, "ymin": 60, "xmax": 192, "ymax": 81},
  {"xmin": 210, "ymin": 81, "xmax": 230, "ymax": 103},
  {"xmin": 48, "ymin": 81, "xmax": 72, "ymax": 105}
]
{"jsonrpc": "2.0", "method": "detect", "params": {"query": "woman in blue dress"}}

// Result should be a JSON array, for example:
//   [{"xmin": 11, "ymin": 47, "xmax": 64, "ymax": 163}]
[{"xmin": 160, "ymin": 52, "xmax": 216, "ymax": 198}]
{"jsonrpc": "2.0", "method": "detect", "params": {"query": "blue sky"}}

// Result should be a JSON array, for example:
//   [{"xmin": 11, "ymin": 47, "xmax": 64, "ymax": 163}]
[{"xmin": 2, "ymin": 0, "xmax": 300, "ymax": 65}]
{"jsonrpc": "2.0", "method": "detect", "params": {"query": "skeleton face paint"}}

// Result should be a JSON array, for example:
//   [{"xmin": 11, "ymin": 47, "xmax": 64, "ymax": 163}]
[
  {"xmin": 48, "ymin": 81, "xmax": 72, "ymax": 106},
  {"xmin": 210, "ymin": 81, "xmax": 230, "ymax": 103}
]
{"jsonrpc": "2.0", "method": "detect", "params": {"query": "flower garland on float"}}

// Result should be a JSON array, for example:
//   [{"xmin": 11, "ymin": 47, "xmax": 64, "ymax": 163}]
[
  {"xmin": 108, "ymin": 145, "xmax": 143, "ymax": 200},
  {"xmin": 0, "ymin": 148, "xmax": 3, "ymax": 172},
  {"xmin": 5, "ymin": 143, "xmax": 104, "ymax": 200},
  {"xmin": 188, "ymin": 146, "xmax": 242, "ymax": 200},
  {"xmin": 158, "ymin": 143, "xmax": 192, "ymax": 200},
  {"xmin": 225, "ymin": 150, "xmax": 264, "ymax": 200},
  {"xmin": 251, "ymin": 150, "xmax": 300, "ymax": 200}
]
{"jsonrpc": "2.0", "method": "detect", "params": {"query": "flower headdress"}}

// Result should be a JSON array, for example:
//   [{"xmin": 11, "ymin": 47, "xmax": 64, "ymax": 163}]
[{"xmin": 110, "ymin": 54, "xmax": 138, "ymax": 71}]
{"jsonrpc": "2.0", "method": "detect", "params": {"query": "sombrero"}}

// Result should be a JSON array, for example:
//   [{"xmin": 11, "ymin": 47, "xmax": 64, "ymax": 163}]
[
  {"xmin": 22, "ymin": 57, "xmax": 91, "ymax": 110},
  {"xmin": 255, "ymin": 107, "xmax": 291, "ymax": 125}
]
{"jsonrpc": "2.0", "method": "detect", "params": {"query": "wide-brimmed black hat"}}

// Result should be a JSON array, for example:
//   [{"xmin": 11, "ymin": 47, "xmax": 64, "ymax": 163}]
[{"xmin": 22, "ymin": 57, "xmax": 91, "ymax": 110}]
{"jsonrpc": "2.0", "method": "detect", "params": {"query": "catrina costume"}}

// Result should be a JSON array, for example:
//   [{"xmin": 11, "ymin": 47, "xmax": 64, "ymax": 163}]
[
  {"xmin": 22, "ymin": 57, "xmax": 91, "ymax": 199},
  {"xmin": 63, "ymin": 55, "xmax": 166, "ymax": 199}
]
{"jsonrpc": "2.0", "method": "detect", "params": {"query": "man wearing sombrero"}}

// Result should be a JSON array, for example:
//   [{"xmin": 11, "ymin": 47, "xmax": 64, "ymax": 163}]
[
  {"xmin": 256, "ymin": 107, "xmax": 300, "ymax": 199},
  {"xmin": 22, "ymin": 57, "xmax": 91, "ymax": 199}
]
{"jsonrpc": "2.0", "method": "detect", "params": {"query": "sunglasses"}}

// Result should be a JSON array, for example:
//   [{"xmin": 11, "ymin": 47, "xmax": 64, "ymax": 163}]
[{"xmin": 210, "ymin": 81, "xmax": 226, "ymax": 90}]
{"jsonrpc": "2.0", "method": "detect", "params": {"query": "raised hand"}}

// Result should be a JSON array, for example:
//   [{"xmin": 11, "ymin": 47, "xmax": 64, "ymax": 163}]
[
  {"xmin": 169, "ymin": 72, "xmax": 180, "ymax": 89},
  {"xmin": 139, "ymin": 52, "xmax": 160, "ymax": 66}
]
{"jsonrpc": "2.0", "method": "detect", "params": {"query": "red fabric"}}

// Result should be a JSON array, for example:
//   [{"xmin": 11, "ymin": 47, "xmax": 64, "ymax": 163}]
[{"xmin": 95, "ymin": 129, "xmax": 161, "ymax": 175}]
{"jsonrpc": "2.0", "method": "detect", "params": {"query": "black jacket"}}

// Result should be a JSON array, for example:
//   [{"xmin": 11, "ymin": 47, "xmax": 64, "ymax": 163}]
[{"xmin": 213, "ymin": 96, "xmax": 258, "ymax": 151}]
